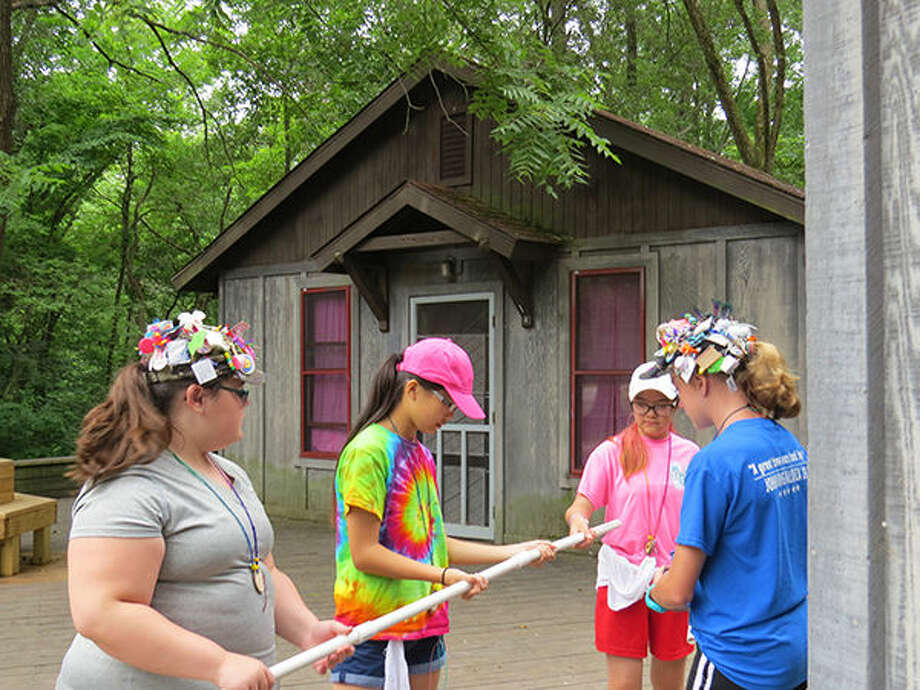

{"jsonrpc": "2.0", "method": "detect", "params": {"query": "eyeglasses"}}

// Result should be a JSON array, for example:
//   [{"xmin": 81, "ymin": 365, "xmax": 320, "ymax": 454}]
[
  {"xmin": 216, "ymin": 385, "xmax": 250, "ymax": 403},
  {"xmin": 631, "ymin": 400, "xmax": 676, "ymax": 416},
  {"xmin": 430, "ymin": 388, "xmax": 456, "ymax": 413}
]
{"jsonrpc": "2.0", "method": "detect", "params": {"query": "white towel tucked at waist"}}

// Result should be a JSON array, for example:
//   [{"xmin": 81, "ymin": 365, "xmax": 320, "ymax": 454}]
[
  {"xmin": 595, "ymin": 543, "xmax": 657, "ymax": 611},
  {"xmin": 384, "ymin": 639, "xmax": 410, "ymax": 690}
]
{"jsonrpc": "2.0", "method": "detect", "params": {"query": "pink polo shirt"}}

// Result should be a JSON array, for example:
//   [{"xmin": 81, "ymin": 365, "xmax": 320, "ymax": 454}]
[{"xmin": 577, "ymin": 431, "xmax": 699, "ymax": 568}]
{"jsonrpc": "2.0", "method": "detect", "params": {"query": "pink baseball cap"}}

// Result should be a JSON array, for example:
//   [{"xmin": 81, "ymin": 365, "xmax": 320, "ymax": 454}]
[{"xmin": 397, "ymin": 337, "xmax": 486, "ymax": 419}]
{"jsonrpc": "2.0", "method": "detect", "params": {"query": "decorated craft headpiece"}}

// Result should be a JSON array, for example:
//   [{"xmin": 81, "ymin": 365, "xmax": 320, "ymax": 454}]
[
  {"xmin": 137, "ymin": 310, "xmax": 261, "ymax": 385},
  {"xmin": 644, "ymin": 301, "xmax": 757, "ymax": 389}
]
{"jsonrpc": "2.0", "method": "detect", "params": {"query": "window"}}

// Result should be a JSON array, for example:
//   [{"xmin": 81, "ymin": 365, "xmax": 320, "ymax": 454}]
[
  {"xmin": 569, "ymin": 268, "xmax": 645, "ymax": 474},
  {"xmin": 301, "ymin": 287, "xmax": 351, "ymax": 458}
]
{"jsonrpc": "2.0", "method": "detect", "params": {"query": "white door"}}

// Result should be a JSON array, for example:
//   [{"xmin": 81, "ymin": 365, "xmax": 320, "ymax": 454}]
[{"xmin": 411, "ymin": 293, "xmax": 495, "ymax": 540}]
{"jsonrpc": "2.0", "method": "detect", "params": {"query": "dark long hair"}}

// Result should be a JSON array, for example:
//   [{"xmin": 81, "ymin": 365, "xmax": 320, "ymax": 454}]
[
  {"xmin": 331, "ymin": 352, "xmax": 448, "ymax": 525},
  {"xmin": 339, "ymin": 352, "xmax": 448, "ymax": 450}
]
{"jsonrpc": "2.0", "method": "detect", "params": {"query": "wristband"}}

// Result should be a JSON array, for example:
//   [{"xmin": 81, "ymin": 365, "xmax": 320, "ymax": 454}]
[
  {"xmin": 440, "ymin": 567, "xmax": 449, "ymax": 585},
  {"xmin": 645, "ymin": 585, "xmax": 667, "ymax": 613}
]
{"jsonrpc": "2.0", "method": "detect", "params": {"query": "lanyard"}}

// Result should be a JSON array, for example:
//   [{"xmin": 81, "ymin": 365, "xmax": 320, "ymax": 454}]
[
  {"xmin": 641, "ymin": 434, "xmax": 671, "ymax": 556},
  {"xmin": 170, "ymin": 451, "xmax": 264, "ymax": 593}
]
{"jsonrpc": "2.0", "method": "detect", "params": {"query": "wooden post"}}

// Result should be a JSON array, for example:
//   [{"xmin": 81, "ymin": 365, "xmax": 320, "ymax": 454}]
[
  {"xmin": 31, "ymin": 525, "xmax": 51, "ymax": 565},
  {"xmin": 0, "ymin": 459, "xmax": 13, "ymax": 504},
  {"xmin": 0, "ymin": 533, "xmax": 19, "ymax": 576},
  {"xmin": 805, "ymin": 1, "xmax": 920, "ymax": 686}
]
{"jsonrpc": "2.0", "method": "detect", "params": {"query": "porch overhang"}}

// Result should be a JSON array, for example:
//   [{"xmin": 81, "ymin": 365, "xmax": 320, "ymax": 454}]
[{"xmin": 313, "ymin": 180, "xmax": 563, "ymax": 331}]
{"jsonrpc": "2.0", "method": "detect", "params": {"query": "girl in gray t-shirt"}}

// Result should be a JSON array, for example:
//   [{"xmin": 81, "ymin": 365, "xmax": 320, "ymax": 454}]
[{"xmin": 56, "ymin": 314, "xmax": 352, "ymax": 689}]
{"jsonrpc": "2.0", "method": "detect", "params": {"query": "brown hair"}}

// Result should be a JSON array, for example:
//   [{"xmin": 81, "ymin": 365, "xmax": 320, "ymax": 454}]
[
  {"xmin": 70, "ymin": 364, "xmax": 203, "ymax": 482},
  {"xmin": 735, "ymin": 340, "xmax": 801, "ymax": 419}
]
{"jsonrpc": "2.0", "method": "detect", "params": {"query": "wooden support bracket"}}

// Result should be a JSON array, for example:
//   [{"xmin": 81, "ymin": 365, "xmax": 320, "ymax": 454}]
[
  {"xmin": 340, "ymin": 253, "xmax": 389, "ymax": 332},
  {"xmin": 493, "ymin": 254, "xmax": 535, "ymax": 328}
]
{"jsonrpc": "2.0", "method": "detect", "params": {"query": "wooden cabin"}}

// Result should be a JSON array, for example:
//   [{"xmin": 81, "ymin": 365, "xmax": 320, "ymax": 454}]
[{"xmin": 174, "ymin": 63, "xmax": 805, "ymax": 542}]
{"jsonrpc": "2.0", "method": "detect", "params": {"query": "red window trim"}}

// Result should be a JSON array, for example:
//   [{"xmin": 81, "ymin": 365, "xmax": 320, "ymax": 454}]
[
  {"xmin": 569, "ymin": 267, "xmax": 646, "ymax": 476},
  {"xmin": 300, "ymin": 286, "xmax": 351, "ymax": 460}
]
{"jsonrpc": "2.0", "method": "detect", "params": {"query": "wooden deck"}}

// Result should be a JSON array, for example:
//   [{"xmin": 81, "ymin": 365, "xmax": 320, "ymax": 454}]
[{"xmin": 0, "ymin": 499, "xmax": 670, "ymax": 689}]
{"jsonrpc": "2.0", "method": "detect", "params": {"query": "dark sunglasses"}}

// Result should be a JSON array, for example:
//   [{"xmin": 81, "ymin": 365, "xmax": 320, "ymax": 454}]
[{"xmin": 215, "ymin": 385, "xmax": 250, "ymax": 403}]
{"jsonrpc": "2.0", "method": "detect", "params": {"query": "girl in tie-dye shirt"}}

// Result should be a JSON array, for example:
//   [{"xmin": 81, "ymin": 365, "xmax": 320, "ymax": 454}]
[{"xmin": 330, "ymin": 338, "xmax": 555, "ymax": 690}]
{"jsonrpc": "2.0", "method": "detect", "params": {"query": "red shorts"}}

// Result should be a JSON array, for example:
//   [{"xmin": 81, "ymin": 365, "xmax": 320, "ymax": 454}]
[{"xmin": 594, "ymin": 586, "xmax": 694, "ymax": 660}]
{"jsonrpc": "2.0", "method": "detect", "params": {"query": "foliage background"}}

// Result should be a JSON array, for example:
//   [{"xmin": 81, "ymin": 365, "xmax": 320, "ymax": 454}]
[{"xmin": 0, "ymin": 0, "xmax": 802, "ymax": 458}]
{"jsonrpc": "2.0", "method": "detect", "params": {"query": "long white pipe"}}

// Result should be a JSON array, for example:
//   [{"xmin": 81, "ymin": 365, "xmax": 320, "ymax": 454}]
[{"xmin": 270, "ymin": 519, "xmax": 621, "ymax": 679}]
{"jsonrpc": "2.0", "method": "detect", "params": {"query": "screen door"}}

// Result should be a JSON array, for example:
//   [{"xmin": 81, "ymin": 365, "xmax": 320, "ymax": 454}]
[{"xmin": 411, "ymin": 293, "xmax": 495, "ymax": 539}]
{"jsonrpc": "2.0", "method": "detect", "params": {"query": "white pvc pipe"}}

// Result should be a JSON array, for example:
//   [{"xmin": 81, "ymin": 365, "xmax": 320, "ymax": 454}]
[{"xmin": 270, "ymin": 519, "xmax": 621, "ymax": 679}]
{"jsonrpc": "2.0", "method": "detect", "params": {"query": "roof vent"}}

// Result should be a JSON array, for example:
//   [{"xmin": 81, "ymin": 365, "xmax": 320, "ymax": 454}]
[{"xmin": 439, "ymin": 113, "xmax": 472, "ymax": 186}]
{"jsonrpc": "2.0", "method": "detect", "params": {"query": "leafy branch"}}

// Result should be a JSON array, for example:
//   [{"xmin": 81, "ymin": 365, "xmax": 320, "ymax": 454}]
[
  {"xmin": 50, "ymin": 4, "xmax": 162, "ymax": 83},
  {"xmin": 470, "ymin": 55, "xmax": 619, "ymax": 196}
]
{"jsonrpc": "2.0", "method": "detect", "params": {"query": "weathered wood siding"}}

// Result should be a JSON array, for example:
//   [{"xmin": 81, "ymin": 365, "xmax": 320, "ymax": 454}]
[
  {"xmin": 805, "ymin": 1, "xmax": 920, "ymax": 687},
  {"xmin": 221, "ymin": 277, "xmax": 265, "ymax": 492},
  {"xmin": 220, "ymin": 75, "xmax": 782, "ymax": 273},
  {"xmin": 218, "ymin": 222, "xmax": 806, "ymax": 544}
]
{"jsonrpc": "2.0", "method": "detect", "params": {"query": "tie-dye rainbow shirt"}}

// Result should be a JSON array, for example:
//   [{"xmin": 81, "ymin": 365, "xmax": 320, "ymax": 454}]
[{"xmin": 334, "ymin": 423, "xmax": 450, "ymax": 640}]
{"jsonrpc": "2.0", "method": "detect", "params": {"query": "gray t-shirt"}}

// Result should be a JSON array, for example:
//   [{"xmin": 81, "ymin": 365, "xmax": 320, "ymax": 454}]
[{"xmin": 56, "ymin": 451, "xmax": 276, "ymax": 689}]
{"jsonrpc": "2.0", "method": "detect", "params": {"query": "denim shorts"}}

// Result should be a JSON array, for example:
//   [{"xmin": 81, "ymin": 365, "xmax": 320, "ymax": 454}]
[{"xmin": 329, "ymin": 635, "xmax": 446, "ymax": 687}]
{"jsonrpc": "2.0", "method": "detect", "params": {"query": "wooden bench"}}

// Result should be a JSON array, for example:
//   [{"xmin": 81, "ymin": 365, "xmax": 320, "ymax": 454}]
[{"xmin": 0, "ymin": 459, "xmax": 58, "ymax": 576}]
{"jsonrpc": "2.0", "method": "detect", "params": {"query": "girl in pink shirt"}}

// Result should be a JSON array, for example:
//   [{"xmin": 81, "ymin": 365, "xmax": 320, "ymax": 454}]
[{"xmin": 565, "ymin": 361, "xmax": 698, "ymax": 690}]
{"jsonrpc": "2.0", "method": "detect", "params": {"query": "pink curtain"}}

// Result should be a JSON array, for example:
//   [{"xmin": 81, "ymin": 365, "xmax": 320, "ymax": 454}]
[
  {"xmin": 575, "ymin": 375, "xmax": 631, "ymax": 470},
  {"xmin": 576, "ymin": 272, "xmax": 642, "ymax": 370},
  {"xmin": 305, "ymin": 291, "xmax": 347, "ymax": 453},
  {"xmin": 573, "ymin": 272, "xmax": 642, "ymax": 471}
]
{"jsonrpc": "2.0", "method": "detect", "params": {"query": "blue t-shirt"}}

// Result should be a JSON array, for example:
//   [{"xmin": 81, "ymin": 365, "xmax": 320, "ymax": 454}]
[{"xmin": 677, "ymin": 418, "xmax": 807, "ymax": 690}]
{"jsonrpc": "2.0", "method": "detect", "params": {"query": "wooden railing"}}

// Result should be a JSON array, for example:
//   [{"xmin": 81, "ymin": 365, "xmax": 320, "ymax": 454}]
[{"xmin": 12, "ymin": 457, "xmax": 78, "ymax": 498}]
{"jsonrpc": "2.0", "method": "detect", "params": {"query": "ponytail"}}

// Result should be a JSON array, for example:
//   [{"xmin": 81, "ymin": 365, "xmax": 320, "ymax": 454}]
[
  {"xmin": 736, "ymin": 341, "xmax": 801, "ymax": 420},
  {"xmin": 340, "ymin": 352, "xmax": 408, "ymax": 450},
  {"xmin": 70, "ymin": 364, "xmax": 184, "ymax": 482},
  {"xmin": 331, "ymin": 352, "xmax": 411, "ymax": 525}
]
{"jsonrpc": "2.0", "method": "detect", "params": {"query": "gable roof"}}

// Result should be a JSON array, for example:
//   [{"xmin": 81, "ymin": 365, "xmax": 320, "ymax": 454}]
[
  {"xmin": 173, "ymin": 62, "xmax": 803, "ymax": 292},
  {"xmin": 312, "ymin": 179, "xmax": 563, "ymax": 271},
  {"xmin": 593, "ymin": 109, "xmax": 804, "ymax": 225}
]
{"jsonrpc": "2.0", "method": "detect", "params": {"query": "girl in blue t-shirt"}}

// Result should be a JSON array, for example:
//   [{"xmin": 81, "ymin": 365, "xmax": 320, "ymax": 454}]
[{"xmin": 642, "ymin": 308, "xmax": 807, "ymax": 690}]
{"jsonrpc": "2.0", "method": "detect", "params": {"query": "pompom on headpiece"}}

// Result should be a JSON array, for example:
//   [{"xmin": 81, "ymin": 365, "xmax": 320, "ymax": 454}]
[
  {"xmin": 137, "ymin": 310, "xmax": 261, "ymax": 385},
  {"xmin": 643, "ymin": 301, "xmax": 756, "ymax": 387}
]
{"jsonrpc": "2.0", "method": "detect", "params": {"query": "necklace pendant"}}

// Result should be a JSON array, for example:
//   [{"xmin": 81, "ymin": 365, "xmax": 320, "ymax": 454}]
[
  {"xmin": 645, "ymin": 535, "xmax": 657, "ymax": 556},
  {"xmin": 252, "ymin": 563, "xmax": 265, "ymax": 594}
]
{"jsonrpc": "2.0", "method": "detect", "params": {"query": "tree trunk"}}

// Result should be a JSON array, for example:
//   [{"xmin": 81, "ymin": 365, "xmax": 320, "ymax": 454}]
[
  {"xmin": 733, "ymin": 0, "xmax": 771, "ymax": 170},
  {"xmin": 0, "ymin": 0, "xmax": 13, "ymax": 265},
  {"xmin": 539, "ymin": 0, "xmax": 569, "ymax": 53},
  {"xmin": 764, "ymin": 0, "xmax": 786, "ymax": 174},
  {"xmin": 104, "ymin": 146, "xmax": 136, "ymax": 379},
  {"xmin": 625, "ymin": 9, "xmax": 637, "ymax": 89},
  {"xmin": 681, "ymin": 0, "xmax": 757, "ymax": 167},
  {"xmin": 0, "ymin": 0, "xmax": 11, "ymax": 155}
]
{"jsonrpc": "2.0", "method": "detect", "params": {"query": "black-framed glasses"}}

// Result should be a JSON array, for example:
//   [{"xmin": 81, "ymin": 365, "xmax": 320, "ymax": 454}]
[
  {"xmin": 430, "ymin": 388, "xmax": 456, "ymax": 413},
  {"xmin": 631, "ymin": 400, "xmax": 676, "ymax": 416},
  {"xmin": 216, "ymin": 385, "xmax": 250, "ymax": 403}
]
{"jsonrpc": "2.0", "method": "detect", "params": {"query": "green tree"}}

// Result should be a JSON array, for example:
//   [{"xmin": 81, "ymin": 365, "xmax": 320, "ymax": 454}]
[{"xmin": 0, "ymin": 0, "xmax": 804, "ymax": 459}]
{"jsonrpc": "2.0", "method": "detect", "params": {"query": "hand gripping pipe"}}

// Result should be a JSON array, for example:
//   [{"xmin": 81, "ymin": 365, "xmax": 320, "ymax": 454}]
[{"xmin": 270, "ymin": 519, "xmax": 621, "ymax": 679}]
